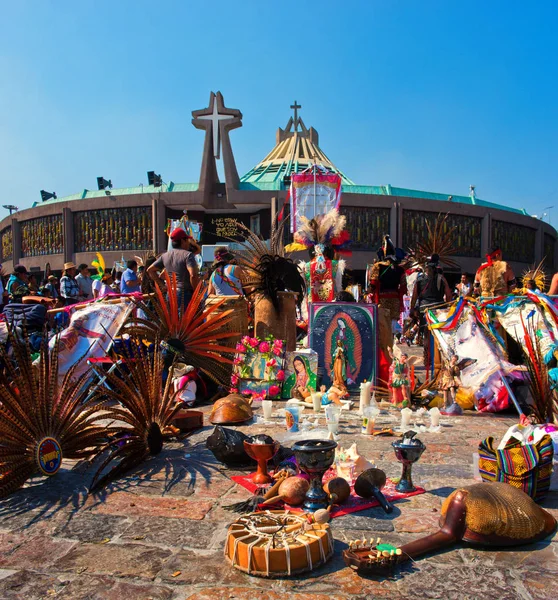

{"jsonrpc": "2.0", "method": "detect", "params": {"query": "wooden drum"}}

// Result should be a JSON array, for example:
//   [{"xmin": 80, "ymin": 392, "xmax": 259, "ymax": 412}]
[
  {"xmin": 205, "ymin": 295, "xmax": 248, "ymax": 348},
  {"xmin": 225, "ymin": 510, "xmax": 333, "ymax": 577}
]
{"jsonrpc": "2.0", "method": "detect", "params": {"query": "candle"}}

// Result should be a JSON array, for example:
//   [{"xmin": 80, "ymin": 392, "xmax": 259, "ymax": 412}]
[
  {"xmin": 359, "ymin": 380, "xmax": 371, "ymax": 414},
  {"xmin": 429, "ymin": 407, "xmax": 441, "ymax": 428},
  {"xmin": 400, "ymin": 407, "xmax": 412, "ymax": 429},
  {"xmin": 311, "ymin": 391, "xmax": 322, "ymax": 412},
  {"xmin": 262, "ymin": 400, "xmax": 273, "ymax": 420}
]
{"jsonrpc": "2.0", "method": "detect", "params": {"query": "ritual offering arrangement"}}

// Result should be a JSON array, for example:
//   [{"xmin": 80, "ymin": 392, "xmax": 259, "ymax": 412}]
[
  {"xmin": 392, "ymin": 430, "xmax": 426, "ymax": 493},
  {"xmin": 343, "ymin": 483, "xmax": 557, "ymax": 576},
  {"xmin": 225, "ymin": 510, "xmax": 333, "ymax": 577}
]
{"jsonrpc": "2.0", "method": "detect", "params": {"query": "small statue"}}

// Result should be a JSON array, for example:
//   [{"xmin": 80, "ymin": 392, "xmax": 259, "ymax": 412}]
[
  {"xmin": 439, "ymin": 354, "xmax": 463, "ymax": 415},
  {"xmin": 388, "ymin": 350, "xmax": 410, "ymax": 407},
  {"xmin": 331, "ymin": 339, "xmax": 349, "ymax": 396}
]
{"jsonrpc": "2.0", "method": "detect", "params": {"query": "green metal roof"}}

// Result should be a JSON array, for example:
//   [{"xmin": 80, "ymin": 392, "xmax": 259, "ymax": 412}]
[{"xmin": 36, "ymin": 181, "xmax": 199, "ymax": 207}]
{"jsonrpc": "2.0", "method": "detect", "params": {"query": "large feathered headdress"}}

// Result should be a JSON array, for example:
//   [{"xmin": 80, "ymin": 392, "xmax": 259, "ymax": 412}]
[
  {"xmin": 228, "ymin": 219, "xmax": 306, "ymax": 312},
  {"xmin": 285, "ymin": 209, "xmax": 351, "ymax": 255},
  {"xmin": 521, "ymin": 260, "xmax": 547, "ymax": 293},
  {"xmin": 407, "ymin": 213, "xmax": 459, "ymax": 269}
]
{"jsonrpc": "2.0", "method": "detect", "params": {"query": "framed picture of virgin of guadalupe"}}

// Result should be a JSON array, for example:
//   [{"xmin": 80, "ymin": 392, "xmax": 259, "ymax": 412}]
[{"xmin": 309, "ymin": 303, "xmax": 378, "ymax": 390}]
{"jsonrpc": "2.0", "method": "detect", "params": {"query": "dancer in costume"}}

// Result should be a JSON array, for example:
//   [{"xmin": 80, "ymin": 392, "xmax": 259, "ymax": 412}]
[{"xmin": 474, "ymin": 246, "xmax": 515, "ymax": 297}]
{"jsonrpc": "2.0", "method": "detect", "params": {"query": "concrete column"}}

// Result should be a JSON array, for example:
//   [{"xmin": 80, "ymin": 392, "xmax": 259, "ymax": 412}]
[
  {"xmin": 63, "ymin": 208, "xmax": 73, "ymax": 263},
  {"xmin": 481, "ymin": 213, "xmax": 491, "ymax": 257},
  {"xmin": 535, "ymin": 223, "xmax": 543, "ymax": 263},
  {"xmin": 155, "ymin": 196, "xmax": 167, "ymax": 254},
  {"xmin": 12, "ymin": 218, "xmax": 21, "ymax": 264},
  {"xmin": 390, "ymin": 202, "xmax": 399, "ymax": 246}
]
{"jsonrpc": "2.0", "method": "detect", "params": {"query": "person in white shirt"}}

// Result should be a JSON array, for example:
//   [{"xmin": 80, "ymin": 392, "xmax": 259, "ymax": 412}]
[{"xmin": 92, "ymin": 273, "xmax": 116, "ymax": 299}]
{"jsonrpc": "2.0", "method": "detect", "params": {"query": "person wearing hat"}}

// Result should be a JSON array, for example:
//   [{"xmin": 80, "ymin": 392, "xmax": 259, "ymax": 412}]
[
  {"xmin": 75, "ymin": 263, "xmax": 94, "ymax": 299},
  {"xmin": 207, "ymin": 246, "xmax": 245, "ymax": 296},
  {"xmin": 7, "ymin": 265, "xmax": 30, "ymax": 303},
  {"xmin": 474, "ymin": 246, "xmax": 515, "ymax": 297},
  {"xmin": 43, "ymin": 275, "xmax": 59, "ymax": 299},
  {"xmin": 60, "ymin": 262, "xmax": 86, "ymax": 306},
  {"xmin": 147, "ymin": 228, "xmax": 200, "ymax": 309}
]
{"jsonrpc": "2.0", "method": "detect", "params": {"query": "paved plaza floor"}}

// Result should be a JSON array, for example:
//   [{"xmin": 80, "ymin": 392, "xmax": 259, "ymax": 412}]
[{"xmin": 0, "ymin": 390, "xmax": 556, "ymax": 599}]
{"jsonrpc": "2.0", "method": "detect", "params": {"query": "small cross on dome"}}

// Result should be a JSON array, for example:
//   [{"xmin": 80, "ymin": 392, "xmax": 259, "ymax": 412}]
[{"xmin": 290, "ymin": 101, "xmax": 302, "ymax": 131}]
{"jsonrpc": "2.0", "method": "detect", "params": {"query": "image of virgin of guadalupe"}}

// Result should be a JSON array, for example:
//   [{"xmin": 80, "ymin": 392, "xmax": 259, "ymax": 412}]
[
  {"xmin": 284, "ymin": 355, "xmax": 317, "ymax": 400},
  {"xmin": 330, "ymin": 318, "xmax": 357, "ymax": 384}
]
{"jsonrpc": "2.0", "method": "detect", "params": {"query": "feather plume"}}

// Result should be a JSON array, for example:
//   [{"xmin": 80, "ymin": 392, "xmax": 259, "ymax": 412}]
[
  {"xmin": 407, "ymin": 213, "xmax": 459, "ymax": 269},
  {"xmin": 0, "ymin": 326, "xmax": 111, "ymax": 498},
  {"xmin": 128, "ymin": 274, "xmax": 237, "ymax": 385},
  {"xmin": 521, "ymin": 259, "xmax": 547, "ymax": 293},
  {"xmin": 91, "ymin": 253, "xmax": 106, "ymax": 281},
  {"xmin": 90, "ymin": 337, "xmax": 183, "ymax": 490},
  {"xmin": 521, "ymin": 317, "xmax": 557, "ymax": 423},
  {"xmin": 227, "ymin": 219, "xmax": 306, "ymax": 311}
]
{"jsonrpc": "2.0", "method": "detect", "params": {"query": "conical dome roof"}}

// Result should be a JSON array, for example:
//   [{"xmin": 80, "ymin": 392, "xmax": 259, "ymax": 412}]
[{"xmin": 240, "ymin": 105, "xmax": 354, "ymax": 186}]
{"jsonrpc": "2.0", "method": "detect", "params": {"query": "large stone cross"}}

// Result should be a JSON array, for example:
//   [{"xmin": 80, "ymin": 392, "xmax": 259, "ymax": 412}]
[{"xmin": 192, "ymin": 92, "xmax": 242, "ymax": 159}]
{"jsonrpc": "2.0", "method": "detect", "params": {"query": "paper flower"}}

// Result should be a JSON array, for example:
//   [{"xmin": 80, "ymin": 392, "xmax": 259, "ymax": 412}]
[
  {"xmin": 259, "ymin": 341, "xmax": 270, "ymax": 353},
  {"xmin": 231, "ymin": 374, "xmax": 240, "ymax": 386},
  {"xmin": 235, "ymin": 343, "xmax": 246, "ymax": 353},
  {"xmin": 276, "ymin": 370, "xmax": 285, "ymax": 381},
  {"xmin": 273, "ymin": 339, "xmax": 283, "ymax": 349},
  {"xmin": 266, "ymin": 358, "xmax": 277, "ymax": 368},
  {"xmin": 249, "ymin": 337, "xmax": 259, "ymax": 348}
]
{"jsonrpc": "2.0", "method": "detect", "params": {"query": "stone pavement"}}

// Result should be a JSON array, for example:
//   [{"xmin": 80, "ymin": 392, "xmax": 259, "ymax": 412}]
[{"xmin": 0, "ymin": 403, "xmax": 556, "ymax": 599}]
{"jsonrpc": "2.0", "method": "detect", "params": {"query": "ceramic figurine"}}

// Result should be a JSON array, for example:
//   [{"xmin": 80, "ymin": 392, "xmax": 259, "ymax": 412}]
[
  {"xmin": 439, "ymin": 354, "xmax": 463, "ymax": 415},
  {"xmin": 388, "ymin": 349, "xmax": 410, "ymax": 407}
]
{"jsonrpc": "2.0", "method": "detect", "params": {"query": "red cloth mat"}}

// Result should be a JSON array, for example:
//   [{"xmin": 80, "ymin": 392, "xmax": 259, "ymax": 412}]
[{"xmin": 230, "ymin": 473, "xmax": 425, "ymax": 518}]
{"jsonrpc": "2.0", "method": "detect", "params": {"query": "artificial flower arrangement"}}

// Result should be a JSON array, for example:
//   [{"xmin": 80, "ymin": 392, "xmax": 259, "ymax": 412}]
[{"xmin": 230, "ymin": 335, "xmax": 286, "ymax": 399}]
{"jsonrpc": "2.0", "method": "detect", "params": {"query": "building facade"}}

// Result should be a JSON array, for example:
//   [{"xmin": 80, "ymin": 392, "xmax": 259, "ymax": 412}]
[{"xmin": 1, "ymin": 92, "xmax": 555, "ymax": 278}]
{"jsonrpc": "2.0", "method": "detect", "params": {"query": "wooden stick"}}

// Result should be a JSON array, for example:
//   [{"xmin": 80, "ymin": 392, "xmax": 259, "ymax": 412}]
[{"xmin": 47, "ymin": 293, "xmax": 154, "ymax": 315}]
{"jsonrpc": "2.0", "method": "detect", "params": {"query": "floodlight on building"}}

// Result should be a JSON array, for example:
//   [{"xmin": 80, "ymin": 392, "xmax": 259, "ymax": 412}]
[
  {"xmin": 2, "ymin": 205, "xmax": 18, "ymax": 215},
  {"xmin": 147, "ymin": 171, "xmax": 162, "ymax": 187},
  {"xmin": 97, "ymin": 177, "xmax": 112, "ymax": 190},
  {"xmin": 40, "ymin": 190, "xmax": 57, "ymax": 202}
]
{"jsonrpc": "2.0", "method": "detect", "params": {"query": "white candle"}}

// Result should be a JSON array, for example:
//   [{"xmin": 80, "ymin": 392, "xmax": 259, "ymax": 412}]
[
  {"xmin": 429, "ymin": 407, "xmax": 441, "ymax": 428},
  {"xmin": 400, "ymin": 407, "xmax": 412, "ymax": 428},
  {"xmin": 262, "ymin": 400, "xmax": 273, "ymax": 420},
  {"xmin": 311, "ymin": 391, "xmax": 322, "ymax": 412}
]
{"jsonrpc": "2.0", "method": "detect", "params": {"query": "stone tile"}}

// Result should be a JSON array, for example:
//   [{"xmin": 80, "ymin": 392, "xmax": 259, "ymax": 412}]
[
  {"xmin": 396, "ymin": 563, "xmax": 527, "ymax": 600},
  {"xmin": 183, "ymin": 587, "xmax": 349, "ymax": 600},
  {"xmin": 53, "ymin": 513, "xmax": 133, "ymax": 543},
  {"xmin": 0, "ymin": 534, "xmax": 77, "ymax": 569},
  {"xmin": 91, "ymin": 491, "xmax": 212, "ymax": 520},
  {"xmin": 121, "ymin": 516, "xmax": 221, "ymax": 549},
  {"xmin": 159, "ymin": 549, "xmax": 250, "ymax": 586},
  {"xmin": 394, "ymin": 509, "xmax": 441, "ymax": 534},
  {"xmin": 54, "ymin": 543, "xmax": 173, "ymax": 580},
  {"xmin": 55, "ymin": 573, "xmax": 175, "ymax": 600},
  {"xmin": 521, "ymin": 568, "xmax": 558, "ymax": 600},
  {"xmin": 0, "ymin": 570, "xmax": 67, "ymax": 599},
  {"xmin": 334, "ymin": 513, "xmax": 396, "ymax": 532}
]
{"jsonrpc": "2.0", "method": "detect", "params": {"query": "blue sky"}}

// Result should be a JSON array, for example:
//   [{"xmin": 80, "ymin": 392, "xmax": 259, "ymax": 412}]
[{"xmin": 1, "ymin": 1, "xmax": 557, "ymax": 220}]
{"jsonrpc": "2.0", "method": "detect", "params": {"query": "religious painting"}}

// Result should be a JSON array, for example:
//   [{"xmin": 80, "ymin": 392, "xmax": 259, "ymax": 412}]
[
  {"xmin": 282, "ymin": 349, "xmax": 318, "ymax": 399},
  {"xmin": 309, "ymin": 303, "xmax": 377, "ymax": 389},
  {"xmin": 231, "ymin": 336, "xmax": 286, "ymax": 399}
]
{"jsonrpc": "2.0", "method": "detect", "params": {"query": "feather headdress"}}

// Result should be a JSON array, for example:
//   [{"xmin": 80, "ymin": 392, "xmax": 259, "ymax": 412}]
[
  {"xmin": 407, "ymin": 213, "xmax": 459, "ymax": 269},
  {"xmin": 521, "ymin": 260, "xmax": 547, "ymax": 293},
  {"xmin": 285, "ymin": 209, "xmax": 351, "ymax": 254},
  {"xmin": 228, "ymin": 219, "xmax": 306, "ymax": 312}
]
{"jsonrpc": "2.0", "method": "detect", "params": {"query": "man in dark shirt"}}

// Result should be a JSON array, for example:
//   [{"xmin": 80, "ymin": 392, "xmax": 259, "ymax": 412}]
[{"xmin": 147, "ymin": 228, "xmax": 200, "ymax": 309}]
